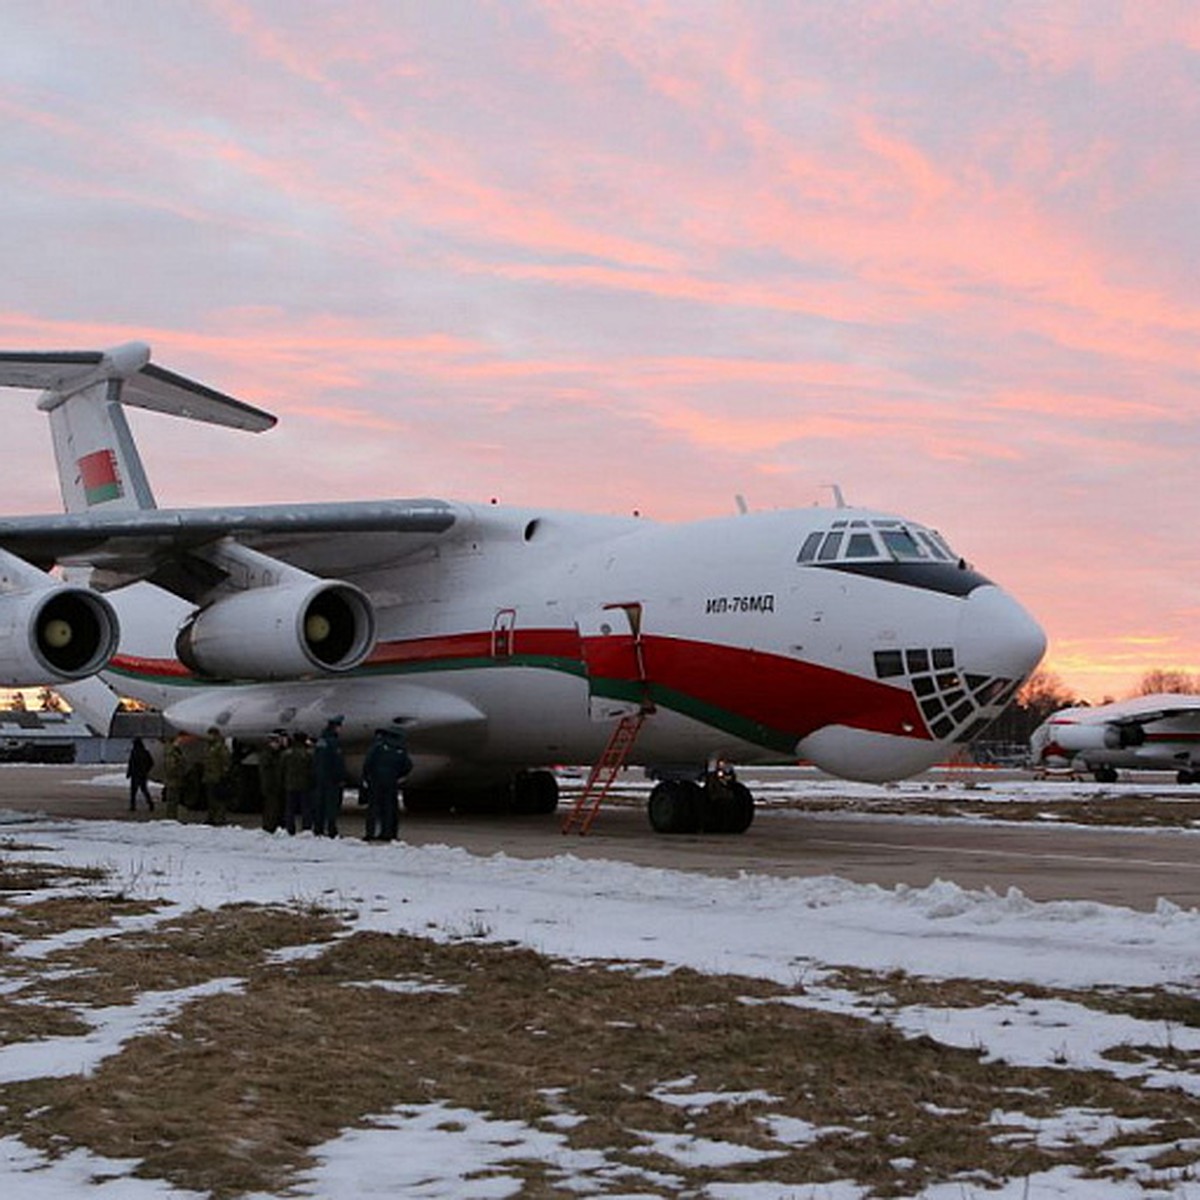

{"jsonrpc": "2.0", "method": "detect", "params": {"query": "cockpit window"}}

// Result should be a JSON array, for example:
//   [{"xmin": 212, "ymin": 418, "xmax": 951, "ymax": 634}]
[
  {"xmin": 917, "ymin": 531, "xmax": 951, "ymax": 561},
  {"xmin": 797, "ymin": 518, "xmax": 961, "ymax": 566},
  {"xmin": 844, "ymin": 532, "xmax": 878, "ymax": 558},
  {"xmin": 878, "ymin": 529, "xmax": 926, "ymax": 560},
  {"xmin": 817, "ymin": 531, "xmax": 843, "ymax": 561},
  {"xmin": 929, "ymin": 531, "xmax": 956, "ymax": 559},
  {"xmin": 797, "ymin": 531, "xmax": 823, "ymax": 562}
]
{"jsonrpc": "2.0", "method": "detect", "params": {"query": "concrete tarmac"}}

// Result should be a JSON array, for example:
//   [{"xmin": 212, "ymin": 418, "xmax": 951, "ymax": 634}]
[{"xmin": 1, "ymin": 765, "xmax": 1198, "ymax": 912}]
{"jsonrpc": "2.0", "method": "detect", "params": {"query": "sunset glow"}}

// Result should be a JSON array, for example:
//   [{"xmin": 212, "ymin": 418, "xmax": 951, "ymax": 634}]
[{"xmin": 1, "ymin": 2, "xmax": 1197, "ymax": 703}]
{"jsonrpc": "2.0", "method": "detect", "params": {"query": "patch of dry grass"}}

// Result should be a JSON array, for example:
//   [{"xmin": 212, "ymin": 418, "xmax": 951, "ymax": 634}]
[
  {"xmin": 827, "ymin": 965, "xmax": 1200, "ymax": 1033},
  {"xmin": 0, "ymin": 894, "xmax": 160, "ymax": 940},
  {"xmin": 0, "ymin": 857, "xmax": 107, "ymax": 895},
  {"xmin": 26, "ymin": 904, "xmax": 344, "ymax": 1010},
  {"xmin": 0, "ymin": 926, "xmax": 1197, "ymax": 1197},
  {"xmin": 0, "ymin": 995, "xmax": 89, "ymax": 1045},
  {"xmin": 0, "ymin": 855, "xmax": 1196, "ymax": 1197}
]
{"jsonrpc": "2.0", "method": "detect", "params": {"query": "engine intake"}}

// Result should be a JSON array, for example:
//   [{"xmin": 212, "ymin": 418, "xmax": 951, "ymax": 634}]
[
  {"xmin": 0, "ymin": 584, "xmax": 120, "ymax": 686},
  {"xmin": 176, "ymin": 581, "xmax": 376, "ymax": 681}
]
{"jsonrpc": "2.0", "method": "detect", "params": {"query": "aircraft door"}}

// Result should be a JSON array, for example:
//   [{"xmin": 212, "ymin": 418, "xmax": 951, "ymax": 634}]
[
  {"xmin": 492, "ymin": 608, "xmax": 516, "ymax": 658},
  {"xmin": 576, "ymin": 601, "xmax": 651, "ymax": 721}
]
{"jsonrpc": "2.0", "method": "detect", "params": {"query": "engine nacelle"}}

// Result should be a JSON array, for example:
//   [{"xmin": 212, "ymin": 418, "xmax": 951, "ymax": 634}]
[
  {"xmin": 1047, "ymin": 722, "xmax": 1144, "ymax": 753},
  {"xmin": 175, "ymin": 581, "xmax": 376, "ymax": 681},
  {"xmin": 0, "ymin": 584, "xmax": 120, "ymax": 686}
]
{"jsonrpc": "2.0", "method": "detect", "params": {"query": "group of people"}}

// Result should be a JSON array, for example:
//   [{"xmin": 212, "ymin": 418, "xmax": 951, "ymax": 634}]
[{"xmin": 130, "ymin": 717, "xmax": 413, "ymax": 840}]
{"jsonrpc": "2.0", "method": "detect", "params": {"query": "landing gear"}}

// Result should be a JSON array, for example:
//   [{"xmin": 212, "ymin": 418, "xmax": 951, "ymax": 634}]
[
  {"xmin": 513, "ymin": 769, "xmax": 559, "ymax": 814},
  {"xmin": 1177, "ymin": 770, "xmax": 1199, "ymax": 785},
  {"xmin": 709, "ymin": 779, "xmax": 755, "ymax": 834},
  {"xmin": 402, "ymin": 770, "xmax": 560, "ymax": 816},
  {"xmin": 647, "ymin": 772, "xmax": 755, "ymax": 835},
  {"xmin": 1092, "ymin": 766, "xmax": 1119, "ymax": 783},
  {"xmin": 401, "ymin": 787, "xmax": 454, "ymax": 814},
  {"xmin": 648, "ymin": 779, "xmax": 703, "ymax": 833}
]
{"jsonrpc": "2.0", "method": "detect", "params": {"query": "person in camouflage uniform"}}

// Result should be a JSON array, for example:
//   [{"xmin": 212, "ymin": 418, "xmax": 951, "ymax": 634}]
[
  {"xmin": 163, "ymin": 733, "xmax": 188, "ymax": 821},
  {"xmin": 203, "ymin": 726, "xmax": 232, "ymax": 826},
  {"xmin": 282, "ymin": 732, "xmax": 314, "ymax": 835}
]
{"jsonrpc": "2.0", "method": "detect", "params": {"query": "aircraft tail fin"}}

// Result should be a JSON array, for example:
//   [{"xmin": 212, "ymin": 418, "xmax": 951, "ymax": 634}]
[{"xmin": 0, "ymin": 343, "xmax": 276, "ymax": 514}]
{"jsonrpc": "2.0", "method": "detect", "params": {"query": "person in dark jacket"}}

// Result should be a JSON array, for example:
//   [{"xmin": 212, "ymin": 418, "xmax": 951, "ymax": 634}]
[
  {"xmin": 312, "ymin": 716, "xmax": 348, "ymax": 837},
  {"xmin": 126, "ymin": 737, "xmax": 154, "ymax": 813},
  {"xmin": 258, "ymin": 730, "xmax": 287, "ymax": 833},
  {"xmin": 360, "ymin": 725, "xmax": 413, "ymax": 842}
]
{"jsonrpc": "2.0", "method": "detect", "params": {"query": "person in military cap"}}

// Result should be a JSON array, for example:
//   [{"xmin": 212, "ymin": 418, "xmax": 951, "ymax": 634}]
[
  {"xmin": 360, "ymin": 724, "xmax": 413, "ymax": 842},
  {"xmin": 258, "ymin": 729, "xmax": 287, "ymax": 833},
  {"xmin": 163, "ymin": 732, "xmax": 189, "ymax": 821},
  {"xmin": 282, "ymin": 732, "xmax": 314, "ymax": 835},
  {"xmin": 202, "ymin": 726, "xmax": 232, "ymax": 826},
  {"xmin": 312, "ymin": 715, "xmax": 349, "ymax": 837}
]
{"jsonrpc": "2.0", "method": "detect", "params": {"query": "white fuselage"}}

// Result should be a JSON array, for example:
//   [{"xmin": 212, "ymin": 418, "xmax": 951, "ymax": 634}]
[
  {"xmin": 99, "ymin": 502, "xmax": 1046, "ymax": 785},
  {"xmin": 1031, "ymin": 696, "xmax": 1200, "ymax": 778}
]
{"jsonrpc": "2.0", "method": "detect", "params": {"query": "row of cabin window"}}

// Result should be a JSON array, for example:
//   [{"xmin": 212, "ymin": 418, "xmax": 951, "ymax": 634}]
[{"xmin": 797, "ymin": 526, "xmax": 952, "ymax": 565}]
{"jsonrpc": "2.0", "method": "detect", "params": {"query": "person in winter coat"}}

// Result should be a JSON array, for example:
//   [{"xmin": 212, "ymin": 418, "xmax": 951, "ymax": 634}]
[
  {"xmin": 126, "ymin": 737, "xmax": 154, "ymax": 813},
  {"xmin": 202, "ymin": 726, "xmax": 232, "ymax": 826},
  {"xmin": 163, "ymin": 732, "xmax": 188, "ymax": 821},
  {"xmin": 258, "ymin": 730, "xmax": 286, "ymax": 833},
  {"xmin": 360, "ymin": 725, "xmax": 413, "ymax": 842},
  {"xmin": 312, "ymin": 716, "xmax": 349, "ymax": 837},
  {"xmin": 281, "ymin": 732, "xmax": 314, "ymax": 835}
]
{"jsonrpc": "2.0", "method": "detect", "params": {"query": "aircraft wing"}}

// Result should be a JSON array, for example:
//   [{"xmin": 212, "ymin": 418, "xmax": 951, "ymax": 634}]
[
  {"xmin": 1104, "ymin": 697, "xmax": 1200, "ymax": 728},
  {"xmin": 0, "ymin": 499, "xmax": 461, "ymax": 585}
]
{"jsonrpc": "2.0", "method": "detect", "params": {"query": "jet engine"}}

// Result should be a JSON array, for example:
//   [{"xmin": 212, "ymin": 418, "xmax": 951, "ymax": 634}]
[
  {"xmin": 1047, "ymin": 722, "xmax": 1145, "ymax": 753},
  {"xmin": 0, "ymin": 583, "xmax": 120, "ymax": 686},
  {"xmin": 175, "ymin": 580, "xmax": 376, "ymax": 681}
]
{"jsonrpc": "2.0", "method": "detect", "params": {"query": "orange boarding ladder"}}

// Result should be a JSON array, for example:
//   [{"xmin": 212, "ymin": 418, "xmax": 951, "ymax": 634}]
[{"xmin": 561, "ymin": 712, "xmax": 646, "ymax": 835}]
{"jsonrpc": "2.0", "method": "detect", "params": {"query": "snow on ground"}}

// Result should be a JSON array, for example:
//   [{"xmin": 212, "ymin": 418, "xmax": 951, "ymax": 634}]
[{"xmin": 1, "ymin": 774, "xmax": 1200, "ymax": 1196}]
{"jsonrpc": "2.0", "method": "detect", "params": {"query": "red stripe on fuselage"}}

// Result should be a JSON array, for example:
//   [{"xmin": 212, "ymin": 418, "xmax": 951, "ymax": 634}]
[
  {"xmin": 109, "ymin": 626, "xmax": 926, "ymax": 742},
  {"xmin": 641, "ymin": 635, "xmax": 927, "ymax": 741},
  {"xmin": 362, "ymin": 628, "xmax": 580, "ymax": 666}
]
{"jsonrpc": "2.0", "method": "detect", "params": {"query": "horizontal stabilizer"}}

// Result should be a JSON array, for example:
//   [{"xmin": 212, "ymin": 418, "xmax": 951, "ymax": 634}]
[{"xmin": 0, "ymin": 343, "xmax": 275, "ymax": 432}]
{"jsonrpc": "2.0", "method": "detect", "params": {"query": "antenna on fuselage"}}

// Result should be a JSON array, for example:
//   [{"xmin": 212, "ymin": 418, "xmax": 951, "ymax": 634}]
[
  {"xmin": 822, "ymin": 484, "xmax": 847, "ymax": 508},
  {"xmin": 734, "ymin": 494, "xmax": 748, "ymax": 515}
]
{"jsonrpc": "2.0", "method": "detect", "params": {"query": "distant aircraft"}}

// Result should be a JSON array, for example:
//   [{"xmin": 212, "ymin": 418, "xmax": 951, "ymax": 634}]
[
  {"xmin": 0, "ymin": 343, "xmax": 1045, "ymax": 832},
  {"xmin": 1030, "ymin": 694, "xmax": 1200, "ymax": 783}
]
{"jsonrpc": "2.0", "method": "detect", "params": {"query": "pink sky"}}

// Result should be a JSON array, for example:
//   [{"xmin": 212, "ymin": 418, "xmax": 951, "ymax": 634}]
[{"xmin": 1, "ymin": 1, "xmax": 1197, "ymax": 703}]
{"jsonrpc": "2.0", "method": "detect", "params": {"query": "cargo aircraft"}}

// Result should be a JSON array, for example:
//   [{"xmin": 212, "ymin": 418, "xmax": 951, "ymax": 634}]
[
  {"xmin": 1030, "ymin": 694, "xmax": 1200, "ymax": 783},
  {"xmin": 0, "ymin": 344, "xmax": 1045, "ymax": 832}
]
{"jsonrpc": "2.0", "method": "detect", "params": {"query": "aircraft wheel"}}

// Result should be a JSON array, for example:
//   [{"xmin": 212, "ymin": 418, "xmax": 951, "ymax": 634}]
[
  {"xmin": 513, "ymin": 769, "xmax": 559, "ymax": 814},
  {"xmin": 454, "ymin": 782, "xmax": 513, "ymax": 814},
  {"xmin": 698, "ymin": 777, "xmax": 755, "ymax": 834},
  {"xmin": 724, "ymin": 781, "xmax": 755, "ymax": 834},
  {"xmin": 1177, "ymin": 770, "xmax": 1198, "ymax": 785},
  {"xmin": 1093, "ymin": 767, "xmax": 1118, "ymax": 784},
  {"xmin": 648, "ymin": 779, "xmax": 701, "ymax": 834}
]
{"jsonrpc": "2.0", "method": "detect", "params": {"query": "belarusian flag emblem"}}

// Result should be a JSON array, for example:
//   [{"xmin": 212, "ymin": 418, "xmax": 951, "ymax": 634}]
[{"xmin": 78, "ymin": 449, "xmax": 123, "ymax": 505}]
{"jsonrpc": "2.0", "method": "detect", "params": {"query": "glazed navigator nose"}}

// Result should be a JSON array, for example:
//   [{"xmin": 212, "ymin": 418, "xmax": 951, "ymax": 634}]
[{"xmin": 956, "ymin": 584, "xmax": 1046, "ymax": 681}]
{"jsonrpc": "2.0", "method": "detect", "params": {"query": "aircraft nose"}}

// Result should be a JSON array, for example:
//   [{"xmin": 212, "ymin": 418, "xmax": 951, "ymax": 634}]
[{"xmin": 956, "ymin": 585, "xmax": 1046, "ymax": 682}]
